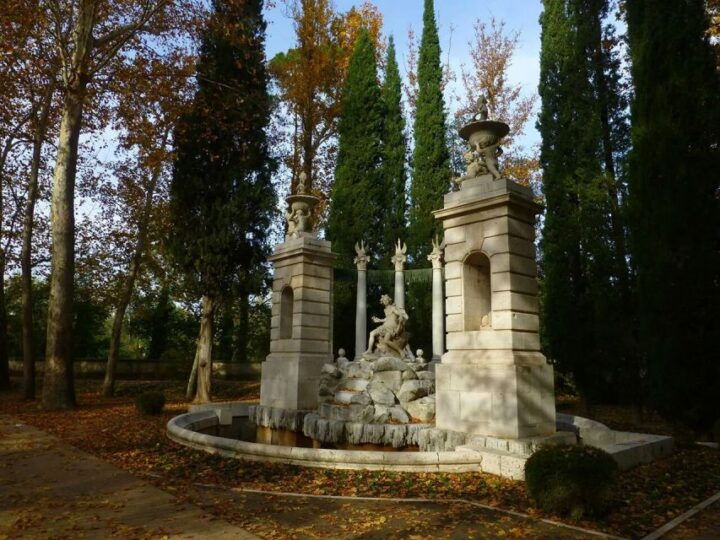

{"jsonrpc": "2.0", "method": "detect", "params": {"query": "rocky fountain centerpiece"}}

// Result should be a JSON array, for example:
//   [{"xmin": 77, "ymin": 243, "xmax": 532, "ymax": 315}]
[{"xmin": 302, "ymin": 286, "xmax": 438, "ymax": 449}]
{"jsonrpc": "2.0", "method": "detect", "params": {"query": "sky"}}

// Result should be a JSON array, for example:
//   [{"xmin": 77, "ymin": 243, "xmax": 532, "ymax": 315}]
[{"xmin": 263, "ymin": 0, "xmax": 544, "ymax": 147}]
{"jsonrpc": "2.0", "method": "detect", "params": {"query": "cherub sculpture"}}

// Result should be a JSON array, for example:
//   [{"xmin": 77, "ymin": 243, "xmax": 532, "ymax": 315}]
[
  {"xmin": 285, "ymin": 206, "xmax": 299, "ymax": 238},
  {"xmin": 285, "ymin": 206, "xmax": 310, "ymax": 238},
  {"xmin": 296, "ymin": 171, "xmax": 308, "ymax": 195},
  {"xmin": 364, "ymin": 294, "xmax": 409, "ymax": 358},
  {"xmin": 474, "ymin": 139, "xmax": 503, "ymax": 180},
  {"xmin": 474, "ymin": 94, "xmax": 490, "ymax": 121}
]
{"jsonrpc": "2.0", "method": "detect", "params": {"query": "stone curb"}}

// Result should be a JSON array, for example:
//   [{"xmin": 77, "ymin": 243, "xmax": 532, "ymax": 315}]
[
  {"xmin": 180, "ymin": 480, "xmax": 626, "ymax": 539},
  {"xmin": 640, "ymin": 490, "xmax": 720, "ymax": 540}
]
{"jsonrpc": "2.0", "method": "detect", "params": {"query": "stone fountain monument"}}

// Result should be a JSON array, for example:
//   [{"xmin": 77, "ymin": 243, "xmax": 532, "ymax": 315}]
[
  {"xmin": 258, "ymin": 172, "xmax": 334, "ymax": 412},
  {"xmin": 433, "ymin": 97, "xmax": 559, "ymax": 442},
  {"xmin": 172, "ymin": 98, "xmax": 673, "ymax": 479}
]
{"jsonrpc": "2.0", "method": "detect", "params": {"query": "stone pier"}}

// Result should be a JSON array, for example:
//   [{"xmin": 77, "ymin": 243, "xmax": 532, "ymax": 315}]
[
  {"xmin": 259, "ymin": 235, "xmax": 334, "ymax": 410},
  {"xmin": 433, "ymin": 174, "xmax": 555, "ymax": 439}
]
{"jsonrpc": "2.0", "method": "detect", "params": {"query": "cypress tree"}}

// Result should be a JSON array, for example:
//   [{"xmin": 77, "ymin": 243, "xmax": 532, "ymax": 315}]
[
  {"xmin": 327, "ymin": 28, "xmax": 384, "ymax": 266},
  {"xmin": 626, "ymin": 0, "xmax": 720, "ymax": 432},
  {"xmin": 409, "ymin": 0, "xmax": 450, "ymax": 261},
  {"xmin": 380, "ymin": 36, "xmax": 407, "ymax": 265},
  {"xmin": 538, "ymin": 0, "xmax": 631, "ymax": 405},
  {"xmin": 169, "ymin": 0, "xmax": 276, "ymax": 402},
  {"xmin": 326, "ymin": 28, "xmax": 384, "ymax": 356}
]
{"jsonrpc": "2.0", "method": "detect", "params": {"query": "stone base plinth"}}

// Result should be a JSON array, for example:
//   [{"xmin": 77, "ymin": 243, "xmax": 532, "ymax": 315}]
[
  {"xmin": 260, "ymin": 355, "xmax": 329, "ymax": 410},
  {"xmin": 435, "ymin": 360, "xmax": 556, "ymax": 439}
]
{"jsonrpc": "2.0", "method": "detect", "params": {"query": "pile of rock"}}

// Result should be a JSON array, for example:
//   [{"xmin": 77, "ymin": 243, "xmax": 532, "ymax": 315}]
[
  {"xmin": 302, "ymin": 351, "xmax": 437, "ymax": 447},
  {"xmin": 323, "ymin": 352, "xmax": 435, "ymax": 422}
]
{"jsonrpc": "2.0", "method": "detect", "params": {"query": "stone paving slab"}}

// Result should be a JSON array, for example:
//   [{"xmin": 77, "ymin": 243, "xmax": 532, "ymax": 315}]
[{"xmin": 0, "ymin": 416, "xmax": 258, "ymax": 539}]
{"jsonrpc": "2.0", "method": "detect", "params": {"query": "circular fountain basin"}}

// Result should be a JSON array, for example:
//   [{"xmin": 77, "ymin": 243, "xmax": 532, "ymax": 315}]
[
  {"xmin": 167, "ymin": 402, "xmax": 498, "ymax": 473},
  {"xmin": 167, "ymin": 403, "xmax": 674, "ymax": 478}
]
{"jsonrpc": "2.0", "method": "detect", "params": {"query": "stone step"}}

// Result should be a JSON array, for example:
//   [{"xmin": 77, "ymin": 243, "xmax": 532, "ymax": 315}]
[{"xmin": 461, "ymin": 431, "xmax": 577, "ymax": 457}]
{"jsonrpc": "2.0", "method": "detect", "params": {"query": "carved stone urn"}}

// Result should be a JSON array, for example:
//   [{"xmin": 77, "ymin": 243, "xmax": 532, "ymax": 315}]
[
  {"xmin": 458, "ymin": 120, "xmax": 510, "ymax": 181},
  {"xmin": 286, "ymin": 193, "xmax": 319, "ymax": 215},
  {"xmin": 284, "ymin": 172, "xmax": 319, "ymax": 240}
]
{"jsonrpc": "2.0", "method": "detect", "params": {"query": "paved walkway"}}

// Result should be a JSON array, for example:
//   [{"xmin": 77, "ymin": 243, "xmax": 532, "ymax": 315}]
[
  {"xmin": 0, "ymin": 417, "xmax": 258, "ymax": 539},
  {"xmin": 0, "ymin": 416, "xmax": 611, "ymax": 540}
]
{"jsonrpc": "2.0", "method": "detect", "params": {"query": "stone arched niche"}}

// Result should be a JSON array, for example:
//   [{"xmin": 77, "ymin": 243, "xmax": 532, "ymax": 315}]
[
  {"xmin": 279, "ymin": 286, "xmax": 294, "ymax": 339},
  {"xmin": 463, "ymin": 251, "xmax": 492, "ymax": 331}
]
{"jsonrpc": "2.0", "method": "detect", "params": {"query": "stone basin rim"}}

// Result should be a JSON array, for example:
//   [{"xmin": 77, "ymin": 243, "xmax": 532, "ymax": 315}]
[
  {"xmin": 459, "ymin": 120, "xmax": 510, "ymax": 141},
  {"xmin": 167, "ymin": 407, "xmax": 486, "ymax": 472},
  {"xmin": 286, "ymin": 193, "xmax": 319, "ymax": 204},
  {"xmin": 166, "ymin": 403, "xmax": 674, "ymax": 476}
]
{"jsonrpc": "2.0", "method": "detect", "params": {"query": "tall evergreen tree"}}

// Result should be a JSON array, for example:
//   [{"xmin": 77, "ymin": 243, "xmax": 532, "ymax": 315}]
[
  {"xmin": 538, "ymin": 0, "xmax": 632, "ymax": 406},
  {"xmin": 626, "ymin": 0, "xmax": 720, "ymax": 432},
  {"xmin": 327, "ymin": 28, "xmax": 384, "ymax": 266},
  {"xmin": 326, "ymin": 28, "xmax": 384, "ymax": 357},
  {"xmin": 408, "ymin": 0, "xmax": 450, "ymax": 261},
  {"xmin": 169, "ymin": 0, "xmax": 276, "ymax": 403},
  {"xmin": 379, "ymin": 36, "xmax": 407, "ymax": 265}
]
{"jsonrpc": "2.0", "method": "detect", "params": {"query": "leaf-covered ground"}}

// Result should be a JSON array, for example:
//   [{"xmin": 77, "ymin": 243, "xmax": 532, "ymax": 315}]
[{"xmin": 1, "ymin": 379, "xmax": 719, "ymax": 539}]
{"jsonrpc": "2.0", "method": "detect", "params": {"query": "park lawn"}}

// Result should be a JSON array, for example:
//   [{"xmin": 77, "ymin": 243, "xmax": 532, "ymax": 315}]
[{"xmin": 1, "ymin": 379, "xmax": 718, "ymax": 538}]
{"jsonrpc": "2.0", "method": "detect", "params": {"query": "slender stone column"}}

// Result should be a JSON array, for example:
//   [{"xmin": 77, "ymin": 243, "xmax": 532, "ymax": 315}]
[
  {"xmin": 427, "ymin": 236, "xmax": 445, "ymax": 361},
  {"xmin": 391, "ymin": 239, "xmax": 407, "ymax": 309},
  {"xmin": 354, "ymin": 241, "xmax": 369, "ymax": 359}
]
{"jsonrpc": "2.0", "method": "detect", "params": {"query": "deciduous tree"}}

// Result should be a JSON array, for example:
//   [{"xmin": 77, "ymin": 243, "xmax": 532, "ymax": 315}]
[
  {"xmin": 41, "ymin": 0, "xmax": 189, "ymax": 410},
  {"xmin": 101, "ymin": 53, "xmax": 195, "ymax": 397},
  {"xmin": 269, "ymin": 0, "xmax": 382, "ymax": 204},
  {"xmin": 454, "ymin": 18, "xmax": 538, "ymax": 186}
]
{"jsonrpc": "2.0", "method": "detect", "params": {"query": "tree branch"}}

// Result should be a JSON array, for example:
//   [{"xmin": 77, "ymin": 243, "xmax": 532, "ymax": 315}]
[{"xmin": 89, "ymin": 0, "xmax": 172, "ymax": 78}]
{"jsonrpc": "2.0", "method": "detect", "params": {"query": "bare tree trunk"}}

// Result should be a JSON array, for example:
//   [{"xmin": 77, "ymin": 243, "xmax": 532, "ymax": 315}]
[
  {"xmin": 42, "ymin": 89, "xmax": 86, "ymax": 410},
  {"xmin": 103, "ymin": 131, "xmax": 168, "ymax": 397},
  {"xmin": 102, "ymin": 251, "xmax": 142, "ymax": 397},
  {"xmin": 22, "ymin": 83, "xmax": 55, "ymax": 400},
  {"xmin": 193, "ymin": 295, "xmax": 216, "ymax": 403},
  {"xmin": 234, "ymin": 289, "xmax": 249, "ymax": 363},
  {"xmin": 0, "ymin": 254, "xmax": 9, "ymax": 391},
  {"xmin": 0, "ymin": 138, "xmax": 13, "ymax": 391},
  {"xmin": 186, "ymin": 346, "xmax": 199, "ymax": 400},
  {"xmin": 42, "ymin": 0, "xmax": 96, "ymax": 410},
  {"xmin": 102, "ymin": 221, "xmax": 149, "ymax": 396}
]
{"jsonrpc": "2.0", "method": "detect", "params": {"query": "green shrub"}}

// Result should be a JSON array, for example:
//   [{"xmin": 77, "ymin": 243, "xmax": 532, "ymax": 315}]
[
  {"xmin": 524, "ymin": 445, "xmax": 618, "ymax": 519},
  {"xmin": 134, "ymin": 391, "xmax": 166, "ymax": 415}
]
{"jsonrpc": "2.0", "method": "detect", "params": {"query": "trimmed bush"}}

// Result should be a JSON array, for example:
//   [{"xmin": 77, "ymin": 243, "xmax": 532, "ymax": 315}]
[
  {"xmin": 525, "ymin": 445, "xmax": 618, "ymax": 519},
  {"xmin": 134, "ymin": 391, "xmax": 166, "ymax": 415}
]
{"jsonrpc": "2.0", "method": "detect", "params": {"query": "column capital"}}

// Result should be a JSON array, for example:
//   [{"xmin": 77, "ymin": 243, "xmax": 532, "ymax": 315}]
[
  {"xmin": 354, "ymin": 240, "xmax": 369, "ymax": 271},
  {"xmin": 391, "ymin": 238, "xmax": 407, "ymax": 272},
  {"xmin": 427, "ymin": 235, "xmax": 445, "ymax": 269}
]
